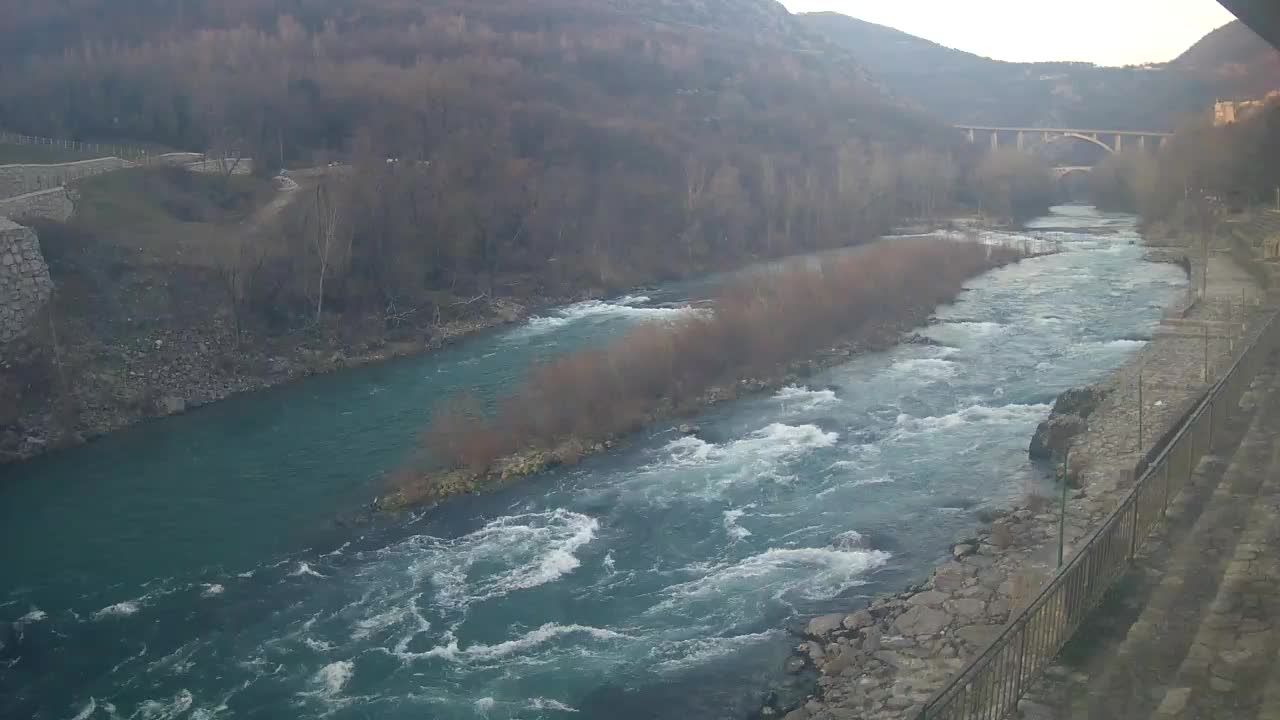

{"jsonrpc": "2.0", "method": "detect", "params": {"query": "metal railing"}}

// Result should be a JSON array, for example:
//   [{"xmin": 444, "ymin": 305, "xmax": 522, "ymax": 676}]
[
  {"xmin": 917, "ymin": 311, "xmax": 1280, "ymax": 720},
  {"xmin": 0, "ymin": 130, "xmax": 156, "ymax": 163}
]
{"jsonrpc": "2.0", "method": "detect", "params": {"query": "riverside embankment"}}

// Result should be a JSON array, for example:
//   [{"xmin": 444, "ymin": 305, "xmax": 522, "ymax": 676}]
[
  {"xmin": 0, "ymin": 206, "xmax": 1186, "ymax": 720},
  {"xmin": 772, "ymin": 214, "xmax": 1268, "ymax": 720}
]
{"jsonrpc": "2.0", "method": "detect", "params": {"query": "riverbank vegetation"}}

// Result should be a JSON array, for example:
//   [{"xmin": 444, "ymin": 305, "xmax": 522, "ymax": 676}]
[
  {"xmin": 386, "ymin": 239, "xmax": 1025, "ymax": 507},
  {"xmin": 0, "ymin": 0, "xmax": 1058, "ymax": 464},
  {"xmin": 1089, "ymin": 103, "xmax": 1280, "ymax": 224}
]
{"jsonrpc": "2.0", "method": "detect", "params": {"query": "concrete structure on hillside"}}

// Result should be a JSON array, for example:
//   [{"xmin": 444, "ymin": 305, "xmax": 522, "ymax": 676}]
[
  {"xmin": 0, "ymin": 217, "xmax": 53, "ymax": 344},
  {"xmin": 956, "ymin": 125, "xmax": 1174, "ymax": 155},
  {"xmin": 1214, "ymin": 91, "xmax": 1280, "ymax": 126}
]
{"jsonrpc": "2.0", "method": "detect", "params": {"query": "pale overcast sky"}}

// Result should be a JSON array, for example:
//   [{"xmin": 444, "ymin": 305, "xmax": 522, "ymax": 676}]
[{"xmin": 781, "ymin": 0, "xmax": 1237, "ymax": 66}]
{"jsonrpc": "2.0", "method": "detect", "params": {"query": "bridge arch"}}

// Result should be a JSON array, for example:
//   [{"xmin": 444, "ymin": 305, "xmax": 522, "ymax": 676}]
[{"xmin": 1051, "ymin": 132, "xmax": 1115, "ymax": 155}]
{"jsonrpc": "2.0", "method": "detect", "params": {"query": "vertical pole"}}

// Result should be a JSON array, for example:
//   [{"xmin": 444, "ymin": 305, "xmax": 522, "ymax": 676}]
[
  {"xmin": 1204, "ymin": 325, "xmax": 1210, "ymax": 382},
  {"xmin": 1059, "ymin": 447, "xmax": 1069, "ymax": 568},
  {"xmin": 991, "ymin": 131, "xmax": 999, "ymax": 150},
  {"xmin": 1130, "ymin": 496, "xmax": 1140, "ymax": 560},
  {"xmin": 1138, "ymin": 372, "xmax": 1144, "ymax": 454}
]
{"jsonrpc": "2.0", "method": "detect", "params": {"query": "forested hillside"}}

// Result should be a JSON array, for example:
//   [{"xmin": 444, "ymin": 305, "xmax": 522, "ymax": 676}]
[
  {"xmin": 0, "ymin": 0, "xmax": 982, "ymax": 303},
  {"xmin": 797, "ymin": 14, "xmax": 1279, "ymax": 131}
]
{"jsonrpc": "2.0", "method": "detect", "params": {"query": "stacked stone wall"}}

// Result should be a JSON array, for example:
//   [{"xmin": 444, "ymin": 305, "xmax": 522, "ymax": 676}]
[
  {"xmin": 0, "ymin": 218, "xmax": 53, "ymax": 344},
  {"xmin": 0, "ymin": 188, "xmax": 73, "ymax": 223}
]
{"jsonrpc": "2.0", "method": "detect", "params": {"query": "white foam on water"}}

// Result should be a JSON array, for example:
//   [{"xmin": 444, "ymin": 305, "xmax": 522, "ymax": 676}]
[
  {"xmin": 773, "ymin": 385, "xmax": 839, "ymax": 412},
  {"xmin": 70, "ymin": 698, "xmax": 96, "ymax": 720},
  {"xmin": 475, "ymin": 697, "xmax": 496, "ymax": 716},
  {"xmin": 422, "ymin": 623, "xmax": 630, "ymax": 664},
  {"xmin": 290, "ymin": 562, "xmax": 327, "ymax": 579},
  {"xmin": 200, "ymin": 584, "xmax": 224, "ymax": 598},
  {"xmin": 659, "ymin": 435, "xmax": 715, "ymax": 467},
  {"xmin": 407, "ymin": 509, "xmax": 599, "ymax": 611},
  {"xmin": 722, "ymin": 509, "xmax": 752, "ymax": 542},
  {"xmin": 652, "ymin": 631, "xmax": 777, "ymax": 671},
  {"xmin": 723, "ymin": 423, "xmax": 839, "ymax": 461},
  {"xmin": 303, "ymin": 638, "xmax": 335, "ymax": 652},
  {"xmin": 313, "ymin": 661, "xmax": 355, "ymax": 697},
  {"xmin": 602, "ymin": 551, "xmax": 617, "ymax": 574},
  {"xmin": 136, "ymin": 690, "xmax": 193, "ymax": 720},
  {"xmin": 888, "ymin": 358, "xmax": 958, "ymax": 381},
  {"xmin": 653, "ymin": 423, "xmax": 837, "ymax": 479},
  {"xmin": 830, "ymin": 530, "xmax": 868, "ymax": 550},
  {"xmin": 93, "ymin": 601, "xmax": 140, "ymax": 619},
  {"xmin": 892, "ymin": 403, "xmax": 1051, "ymax": 440},
  {"xmin": 351, "ymin": 598, "xmax": 429, "ymax": 641},
  {"xmin": 1101, "ymin": 338, "xmax": 1148, "ymax": 350},
  {"xmin": 506, "ymin": 298, "xmax": 697, "ymax": 340},
  {"xmin": 17, "ymin": 608, "xmax": 46, "ymax": 623},
  {"xmin": 945, "ymin": 320, "xmax": 1006, "ymax": 337},
  {"xmin": 660, "ymin": 546, "xmax": 890, "ymax": 606},
  {"xmin": 527, "ymin": 697, "xmax": 580, "ymax": 713}
]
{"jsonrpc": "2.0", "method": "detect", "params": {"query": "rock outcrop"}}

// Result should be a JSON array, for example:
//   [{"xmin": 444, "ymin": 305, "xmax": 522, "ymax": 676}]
[{"xmin": 1029, "ymin": 385, "xmax": 1111, "ymax": 461}]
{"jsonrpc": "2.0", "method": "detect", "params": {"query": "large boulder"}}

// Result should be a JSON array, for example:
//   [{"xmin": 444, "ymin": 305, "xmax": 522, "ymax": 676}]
[
  {"xmin": 1029, "ymin": 413, "xmax": 1087, "ymax": 461},
  {"xmin": 894, "ymin": 605, "xmax": 950, "ymax": 637},
  {"xmin": 1050, "ymin": 386, "xmax": 1110, "ymax": 419}
]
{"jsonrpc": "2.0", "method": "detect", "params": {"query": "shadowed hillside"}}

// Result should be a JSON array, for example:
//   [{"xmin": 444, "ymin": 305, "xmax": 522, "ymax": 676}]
[{"xmin": 796, "ymin": 14, "xmax": 1279, "ymax": 130}]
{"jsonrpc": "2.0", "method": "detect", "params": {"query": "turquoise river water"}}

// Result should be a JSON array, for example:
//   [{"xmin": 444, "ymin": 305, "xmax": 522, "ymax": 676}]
[{"xmin": 0, "ymin": 207, "xmax": 1186, "ymax": 720}]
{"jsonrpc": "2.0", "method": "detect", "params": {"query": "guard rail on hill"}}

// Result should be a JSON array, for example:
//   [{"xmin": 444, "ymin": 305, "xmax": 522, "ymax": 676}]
[{"xmin": 916, "ymin": 310, "xmax": 1280, "ymax": 720}]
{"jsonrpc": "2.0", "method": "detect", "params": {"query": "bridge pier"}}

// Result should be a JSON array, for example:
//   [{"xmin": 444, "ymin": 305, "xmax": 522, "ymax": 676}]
[
  {"xmin": 991, "ymin": 131, "xmax": 998, "ymax": 150},
  {"xmin": 1017, "ymin": 131, "xmax": 1024, "ymax": 151},
  {"xmin": 1116, "ymin": 134, "xmax": 1123, "ymax": 152}
]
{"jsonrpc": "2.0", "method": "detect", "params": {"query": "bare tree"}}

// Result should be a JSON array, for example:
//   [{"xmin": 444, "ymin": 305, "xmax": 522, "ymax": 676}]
[
  {"xmin": 309, "ymin": 182, "xmax": 343, "ymax": 326},
  {"xmin": 213, "ymin": 234, "xmax": 265, "ymax": 348}
]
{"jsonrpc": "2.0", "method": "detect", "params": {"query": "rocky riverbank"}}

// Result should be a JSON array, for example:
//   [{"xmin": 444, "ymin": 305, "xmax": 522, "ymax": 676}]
[
  {"xmin": 757, "ymin": 236, "xmax": 1268, "ymax": 720},
  {"xmin": 0, "ymin": 295, "xmax": 542, "ymax": 465}
]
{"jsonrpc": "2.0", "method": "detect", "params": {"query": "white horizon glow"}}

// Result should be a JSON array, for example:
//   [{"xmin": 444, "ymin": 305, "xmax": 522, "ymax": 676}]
[{"xmin": 781, "ymin": 0, "xmax": 1238, "ymax": 66}]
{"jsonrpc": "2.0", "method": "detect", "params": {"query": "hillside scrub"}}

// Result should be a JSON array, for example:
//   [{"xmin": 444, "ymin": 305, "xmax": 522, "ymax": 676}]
[
  {"xmin": 392, "ymin": 238, "xmax": 1024, "ymax": 507},
  {"xmin": 1090, "ymin": 105, "xmax": 1280, "ymax": 223}
]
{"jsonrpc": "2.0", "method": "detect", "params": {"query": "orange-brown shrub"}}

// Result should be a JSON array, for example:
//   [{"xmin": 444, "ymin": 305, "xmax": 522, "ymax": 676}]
[{"xmin": 422, "ymin": 239, "xmax": 1021, "ymax": 471}]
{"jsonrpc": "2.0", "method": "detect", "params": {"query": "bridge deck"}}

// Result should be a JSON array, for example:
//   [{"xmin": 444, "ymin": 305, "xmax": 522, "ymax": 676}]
[{"xmin": 955, "ymin": 125, "xmax": 1174, "ymax": 137}]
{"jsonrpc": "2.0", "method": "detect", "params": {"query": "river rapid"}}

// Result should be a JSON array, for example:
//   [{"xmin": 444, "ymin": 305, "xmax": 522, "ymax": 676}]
[{"xmin": 0, "ymin": 207, "xmax": 1186, "ymax": 720}]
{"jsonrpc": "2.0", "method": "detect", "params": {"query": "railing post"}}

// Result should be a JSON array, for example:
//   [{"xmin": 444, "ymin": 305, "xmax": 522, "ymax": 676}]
[
  {"xmin": 1208, "ymin": 398, "xmax": 1215, "ymax": 451},
  {"xmin": 1162, "ymin": 460, "xmax": 1171, "ymax": 518},
  {"xmin": 1129, "ymin": 499, "xmax": 1139, "ymax": 560}
]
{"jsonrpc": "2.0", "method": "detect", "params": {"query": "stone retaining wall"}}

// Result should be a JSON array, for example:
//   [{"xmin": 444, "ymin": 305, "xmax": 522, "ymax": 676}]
[
  {"xmin": 0, "ymin": 187, "xmax": 74, "ymax": 223},
  {"xmin": 0, "ymin": 157, "xmax": 132, "ymax": 200},
  {"xmin": 0, "ymin": 218, "xmax": 53, "ymax": 344}
]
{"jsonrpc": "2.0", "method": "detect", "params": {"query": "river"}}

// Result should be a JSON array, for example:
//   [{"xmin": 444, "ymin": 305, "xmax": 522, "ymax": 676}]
[{"xmin": 0, "ymin": 207, "xmax": 1185, "ymax": 720}]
